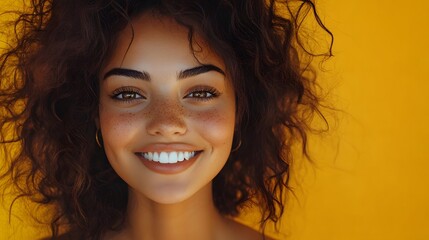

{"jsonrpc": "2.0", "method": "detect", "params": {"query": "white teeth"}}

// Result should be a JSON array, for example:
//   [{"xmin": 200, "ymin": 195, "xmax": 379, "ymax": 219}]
[
  {"xmin": 153, "ymin": 152, "xmax": 159, "ymax": 162},
  {"xmin": 159, "ymin": 152, "xmax": 169, "ymax": 163},
  {"xmin": 141, "ymin": 151, "xmax": 197, "ymax": 164},
  {"xmin": 168, "ymin": 152, "xmax": 178, "ymax": 163},
  {"xmin": 178, "ymin": 152, "xmax": 184, "ymax": 162},
  {"xmin": 184, "ymin": 151, "xmax": 195, "ymax": 160}
]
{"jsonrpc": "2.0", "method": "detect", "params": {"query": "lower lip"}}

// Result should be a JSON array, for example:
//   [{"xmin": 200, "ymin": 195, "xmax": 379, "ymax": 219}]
[{"xmin": 137, "ymin": 152, "xmax": 201, "ymax": 175}]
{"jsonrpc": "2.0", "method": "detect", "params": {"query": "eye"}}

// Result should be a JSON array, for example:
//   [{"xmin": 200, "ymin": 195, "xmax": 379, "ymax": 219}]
[
  {"xmin": 111, "ymin": 87, "xmax": 146, "ymax": 101},
  {"xmin": 115, "ymin": 92, "xmax": 143, "ymax": 100},
  {"xmin": 185, "ymin": 86, "xmax": 220, "ymax": 101},
  {"xmin": 187, "ymin": 91, "xmax": 213, "ymax": 98}
]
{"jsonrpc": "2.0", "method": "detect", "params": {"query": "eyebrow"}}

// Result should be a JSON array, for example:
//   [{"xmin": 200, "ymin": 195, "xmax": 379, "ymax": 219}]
[
  {"xmin": 103, "ymin": 68, "xmax": 150, "ymax": 81},
  {"xmin": 178, "ymin": 64, "xmax": 225, "ymax": 79},
  {"xmin": 103, "ymin": 64, "xmax": 225, "ymax": 81}
]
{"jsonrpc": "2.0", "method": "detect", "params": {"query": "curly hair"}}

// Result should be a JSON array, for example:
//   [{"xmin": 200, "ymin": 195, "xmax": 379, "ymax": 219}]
[{"xmin": 0, "ymin": 0, "xmax": 333, "ymax": 239}]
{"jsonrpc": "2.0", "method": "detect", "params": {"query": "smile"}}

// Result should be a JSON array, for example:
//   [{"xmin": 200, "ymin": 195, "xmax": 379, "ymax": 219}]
[{"xmin": 137, "ymin": 151, "xmax": 201, "ymax": 164}]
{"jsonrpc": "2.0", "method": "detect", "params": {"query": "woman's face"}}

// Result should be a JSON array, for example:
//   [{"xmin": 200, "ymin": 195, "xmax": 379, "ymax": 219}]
[{"xmin": 98, "ymin": 13, "xmax": 236, "ymax": 204}]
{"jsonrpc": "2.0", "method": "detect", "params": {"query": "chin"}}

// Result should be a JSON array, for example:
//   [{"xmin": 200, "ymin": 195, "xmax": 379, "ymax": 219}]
[{"xmin": 138, "ymin": 182, "xmax": 203, "ymax": 205}]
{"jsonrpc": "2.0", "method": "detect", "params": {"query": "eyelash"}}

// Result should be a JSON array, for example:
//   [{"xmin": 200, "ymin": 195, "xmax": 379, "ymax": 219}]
[
  {"xmin": 185, "ymin": 86, "xmax": 221, "ymax": 101},
  {"xmin": 110, "ymin": 87, "xmax": 145, "ymax": 102}
]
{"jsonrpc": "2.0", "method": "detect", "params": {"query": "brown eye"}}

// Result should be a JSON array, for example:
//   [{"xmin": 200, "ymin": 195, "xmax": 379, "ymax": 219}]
[
  {"xmin": 116, "ymin": 92, "xmax": 143, "ymax": 100},
  {"xmin": 185, "ymin": 86, "xmax": 220, "ymax": 101},
  {"xmin": 111, "ymin": 87, "xmax": 146, "ymax": 102},
  {"xmin": 187, "ymin": 91, "xmax": 214, "ymax": 98}
]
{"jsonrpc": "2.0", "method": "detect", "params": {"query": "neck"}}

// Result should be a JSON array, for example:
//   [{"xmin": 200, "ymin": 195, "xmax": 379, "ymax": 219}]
[{"xmin": 123, "ymin": 183, "xmax": 226, "ymax": 240}]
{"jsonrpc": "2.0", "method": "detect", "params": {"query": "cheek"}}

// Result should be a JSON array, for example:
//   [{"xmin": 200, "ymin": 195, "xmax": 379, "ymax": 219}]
[
  {"xmin": 99, "ymin": 106, "xmax": 138, "ymax": 151},
  {"xmin": 191, "ymin": 106, "xmax": 235, "ymax": 148}
]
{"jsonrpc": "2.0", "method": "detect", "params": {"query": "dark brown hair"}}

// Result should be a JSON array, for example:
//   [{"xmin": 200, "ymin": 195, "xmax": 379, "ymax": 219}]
[{"xmin": 0, "ymin": 0, "xmax": 333, "ymax": 239}]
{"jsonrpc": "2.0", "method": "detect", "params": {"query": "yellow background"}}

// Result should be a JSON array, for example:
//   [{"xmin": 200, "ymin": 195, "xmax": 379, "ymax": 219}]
[{"xmin": 1, "ymin": 0, "xmax": 429, "ymax": 239}]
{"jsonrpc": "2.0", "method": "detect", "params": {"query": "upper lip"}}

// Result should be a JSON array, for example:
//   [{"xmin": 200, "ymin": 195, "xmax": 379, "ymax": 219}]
[{"xmin": 135, "ymin": 143, "xmax": 202, "ymax": 153}]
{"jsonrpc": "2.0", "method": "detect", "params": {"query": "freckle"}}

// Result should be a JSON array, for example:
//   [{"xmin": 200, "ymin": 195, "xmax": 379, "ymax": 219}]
[
  {"xmin": 141, "ymin": 107, "xmax": 150, "ymax": 117},
  {"xmin": 155, "ymin": 101, "xmax": 185, "ymax": 123},
  {"xmin": 195, "ymin": 108, "xmax": 225, "ymax": 124}
]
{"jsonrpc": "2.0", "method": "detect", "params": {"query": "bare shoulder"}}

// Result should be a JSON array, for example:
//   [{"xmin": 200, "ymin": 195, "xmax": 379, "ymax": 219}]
[{"xmin": 223, "ymin": 218, "xmax": 278, "ymax": 240}]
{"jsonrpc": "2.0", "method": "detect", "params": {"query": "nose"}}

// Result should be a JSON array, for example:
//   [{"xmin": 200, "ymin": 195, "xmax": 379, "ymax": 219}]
[{"xmin": 146, "ymin": 100, "xmax": 187, "ymax": 137}]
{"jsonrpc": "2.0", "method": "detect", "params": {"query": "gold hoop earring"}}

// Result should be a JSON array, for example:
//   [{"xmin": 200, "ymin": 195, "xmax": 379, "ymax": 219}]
[
  {"xmin": 231, "ymin": 139, "xmax": 242, "ymax": 152},
  {"xmin": 95, "ymin": 129, "xmax": 102, "ymax": 148}
]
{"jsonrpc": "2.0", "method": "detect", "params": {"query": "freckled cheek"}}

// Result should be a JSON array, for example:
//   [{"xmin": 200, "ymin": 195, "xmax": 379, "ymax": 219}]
[
  {"xmin": 99, "ymin": 108, "xmax": 140, "ymax": 150},
  {"xmin": 190, "ymin": 107, "xmax": 235, "ymax": 148}
]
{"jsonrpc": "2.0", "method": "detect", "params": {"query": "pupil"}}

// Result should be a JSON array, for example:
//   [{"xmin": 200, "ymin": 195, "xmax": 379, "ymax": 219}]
[
  {"xmin": 124, "ymin": 93, "xmax": 134, "ymax": 99},
  {"xmin": 194, "ymin": 92, "xmax": 210, "ymax": 98}
]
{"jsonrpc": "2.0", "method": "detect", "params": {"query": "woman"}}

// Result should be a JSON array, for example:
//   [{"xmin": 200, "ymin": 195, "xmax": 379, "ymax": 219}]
[{"xmin": 0, "ymin": 0, "xmax": 333, "ymax": 239}]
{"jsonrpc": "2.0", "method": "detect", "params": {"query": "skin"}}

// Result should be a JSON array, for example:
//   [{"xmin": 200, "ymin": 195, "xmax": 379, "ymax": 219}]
[{"xmin": 97, "ymin": 11, "xmax": 270, "ymax": 240}]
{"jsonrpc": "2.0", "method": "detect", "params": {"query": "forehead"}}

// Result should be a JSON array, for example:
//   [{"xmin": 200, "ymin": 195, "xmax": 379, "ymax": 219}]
[{"xmin": 102, "ymin": 12, "xmax": 225, "ymax": 73}]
